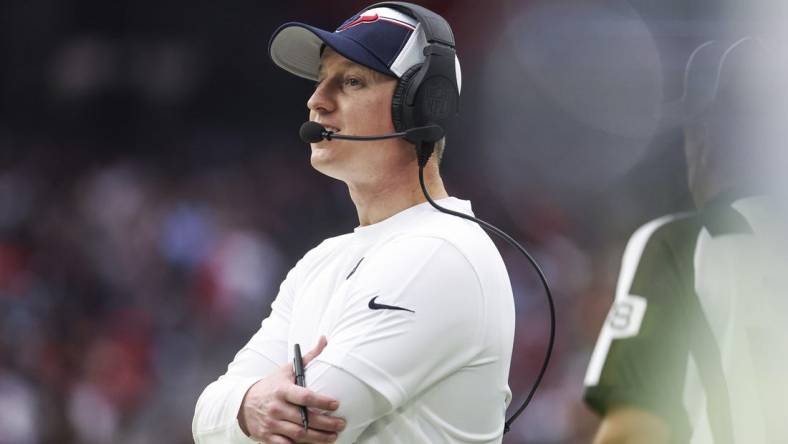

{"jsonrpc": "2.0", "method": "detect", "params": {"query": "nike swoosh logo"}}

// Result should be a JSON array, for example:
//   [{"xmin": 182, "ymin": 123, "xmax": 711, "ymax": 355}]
[{"xmin": 368, "ymin": 296, "xmax": 415, "ymax": 313}]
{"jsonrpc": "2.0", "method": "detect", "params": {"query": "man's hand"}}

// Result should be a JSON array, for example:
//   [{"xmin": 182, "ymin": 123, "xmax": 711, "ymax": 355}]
[
  {"xmin": 592, "ymin": 406, "xmax": 670, "ymax": 444},
  {"xmin": 238, "ymin": 336, "xmax": 346, "ymax": 444}
]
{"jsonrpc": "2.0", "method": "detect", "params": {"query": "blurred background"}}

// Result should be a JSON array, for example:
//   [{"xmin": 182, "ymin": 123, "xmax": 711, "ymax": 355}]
[{"xmin": 0, "ymin": 0, "xmax": 784, "ymax": 443}]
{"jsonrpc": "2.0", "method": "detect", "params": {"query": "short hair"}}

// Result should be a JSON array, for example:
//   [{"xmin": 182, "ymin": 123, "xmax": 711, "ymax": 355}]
[{"xmin": 433, "ymin": 137, "xmax": 446, "ymax": 166}]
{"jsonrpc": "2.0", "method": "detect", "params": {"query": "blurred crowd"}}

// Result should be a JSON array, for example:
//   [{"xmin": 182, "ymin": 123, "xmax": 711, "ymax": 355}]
[
  {"xmin": 1, "ymin": 0, "xmax": 780, "ymax": 443},
  {"xmin": 0, "ymin": 146, "xmax": 630, "ymax": 443}
]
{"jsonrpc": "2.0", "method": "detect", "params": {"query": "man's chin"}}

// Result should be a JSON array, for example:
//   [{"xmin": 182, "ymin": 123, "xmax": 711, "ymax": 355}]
[{"xmin": 310, "ymin": 149, "xmax": 345, "ymax": 180}]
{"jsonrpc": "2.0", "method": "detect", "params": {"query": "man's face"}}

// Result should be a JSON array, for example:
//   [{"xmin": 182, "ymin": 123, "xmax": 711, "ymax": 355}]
[{"xmin": 307, "ymin": 48, "xmax": 409, "ymax": 183}]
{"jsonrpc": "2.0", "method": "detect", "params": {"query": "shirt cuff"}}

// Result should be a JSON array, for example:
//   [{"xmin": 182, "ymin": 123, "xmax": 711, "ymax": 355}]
[
  {"xmin": 227, "ymin": 376, "xmax": 265, "ymax": 444},
  {"xmin": 230, "ymin": 419, "xmax": 259, "ymax": 444}
]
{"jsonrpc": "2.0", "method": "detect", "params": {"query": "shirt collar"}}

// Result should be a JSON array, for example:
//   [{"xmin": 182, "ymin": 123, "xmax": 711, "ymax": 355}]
[{"xmin": 352, "ymin": 197, "xmax": 472, "ymax": 241}]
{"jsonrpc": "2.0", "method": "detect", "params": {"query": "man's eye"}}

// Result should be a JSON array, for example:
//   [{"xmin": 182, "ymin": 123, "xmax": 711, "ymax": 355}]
[{"xmin": 344, "ymin": 78, "xmax": 362, "ymax": 87}]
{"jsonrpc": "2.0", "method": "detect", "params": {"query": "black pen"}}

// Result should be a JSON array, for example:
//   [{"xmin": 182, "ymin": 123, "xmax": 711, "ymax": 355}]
[{"xmin": 293, "ymin": 344, "xmax": 309, "ymax": 431}]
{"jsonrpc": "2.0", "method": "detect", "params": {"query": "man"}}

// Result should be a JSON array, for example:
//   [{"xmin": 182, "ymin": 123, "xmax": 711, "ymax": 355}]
[
  {"xmin": 584, "ymin": 37, "xmax": 788, "ymax": 444},
  {"xmin": 193, "ymin": 4, "xmax": 515, "ymax": 444}
]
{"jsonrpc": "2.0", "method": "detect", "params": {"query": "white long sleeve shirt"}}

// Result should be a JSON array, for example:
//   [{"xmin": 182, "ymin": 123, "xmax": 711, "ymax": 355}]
[{"xmin": 193, "ymin": 197, "xmax": 515, "ymax": 443}]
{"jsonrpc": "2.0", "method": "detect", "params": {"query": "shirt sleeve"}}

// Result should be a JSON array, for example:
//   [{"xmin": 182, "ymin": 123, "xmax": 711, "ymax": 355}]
[
  {"xmin": 192, "ymin": 265, "xmax": 298, "ymax": 444},
  {"xmin": 313, "ymin": 235, "xmax": 485, "ymax": 412},
  {"xmin": 583, "ymin": 216, "xmax": 694, "ymax": 437},
  {"xmin": 305, "ymin": 361, "xmax": 392, "ymax": 444}
]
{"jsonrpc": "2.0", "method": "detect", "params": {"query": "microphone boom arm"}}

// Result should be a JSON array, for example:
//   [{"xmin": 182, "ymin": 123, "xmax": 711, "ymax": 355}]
[
  {"xmin": 323, "ymin": 130, "xmax": 407, "ymax": 141},
  {"xmin": 300, "ymin": 121, "xmax": 444, "ymax": 144}
]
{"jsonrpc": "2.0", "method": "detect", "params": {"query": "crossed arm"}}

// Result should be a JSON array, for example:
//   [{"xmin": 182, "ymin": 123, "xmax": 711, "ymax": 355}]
[
  {"xmin": 193, "ymin": 236, "xmax": 481, "ymax": 443},
  {"xmin": 191, "ymin": 257, "xmax": 365, "ymax": 444},
  {"xmin": 192, "ymin": 334, "xmax": 390, "ymax": 444}
]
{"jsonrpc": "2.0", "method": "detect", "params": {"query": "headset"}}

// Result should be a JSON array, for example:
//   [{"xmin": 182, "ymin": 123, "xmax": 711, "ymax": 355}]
[{"xmin": 360, "ymin": 2, "xmax": 556, "ymax": 434}]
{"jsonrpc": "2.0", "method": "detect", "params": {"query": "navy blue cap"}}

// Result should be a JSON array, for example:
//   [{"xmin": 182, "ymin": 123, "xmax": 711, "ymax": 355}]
[{"xmin": 269, "ymin": 6, "xmax": 461, "ymax": 90}]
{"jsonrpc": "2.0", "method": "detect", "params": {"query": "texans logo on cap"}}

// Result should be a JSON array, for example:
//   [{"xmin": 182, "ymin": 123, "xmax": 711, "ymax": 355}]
[
  {"xmin": 337, "ymin": 12, "xmax": 380, "ymax": 32},
  {"xmin": 336, "ymin": 10, "xmax": 415, "ymax": 33}
]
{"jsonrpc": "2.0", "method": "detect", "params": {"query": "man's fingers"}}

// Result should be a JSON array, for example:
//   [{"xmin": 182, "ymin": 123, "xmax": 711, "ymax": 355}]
[
  {"xmin": 279, "ymin": 336, "xmax": 328, "ymax": 375},
  {"xmin": 302, "ymin": 335, "xmax": 328, "ymax": 365},
  {"xmin": 270, "ymin": 403, "xmax": 345, "ymax": 433},
  {"xmin": 306, "ymin": 409, "xmax": 347, "ymax": 433},
  {"xmin": 283, "ymin": 385, "xmax": 339, "ymax": 411},
  {"xmin": 269, "ymin": 419, "xmax": 338, "ymax": 444},
  {"xmin": 299, "ymin": 428, "xmax": 339, "ymax": 444},
  {"xmin": 264, "ymin": 434, "xmax": 295, "ymax": 444}
]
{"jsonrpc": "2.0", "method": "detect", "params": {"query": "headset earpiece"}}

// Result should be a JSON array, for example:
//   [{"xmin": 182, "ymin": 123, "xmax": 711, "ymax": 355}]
[
  {"xmin": 411, "ymin": 44, "xmax": 459, "ymax": 131},
  {"xmin": 364, "ymin": 1, "xmax": 460, "ymax": 136},
  {"xmin": 390, "ymin": 45, "xmax": 459, "ymax": 135},
  {"xmin": 392, "ymin": 64, "xmax": 422, "ymax": 132}
]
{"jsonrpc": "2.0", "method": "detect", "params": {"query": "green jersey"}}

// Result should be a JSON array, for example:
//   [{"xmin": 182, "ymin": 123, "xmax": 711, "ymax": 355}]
[{"xmin": 584, "ymin": 195, "xmax": 785, "ymax": 443}]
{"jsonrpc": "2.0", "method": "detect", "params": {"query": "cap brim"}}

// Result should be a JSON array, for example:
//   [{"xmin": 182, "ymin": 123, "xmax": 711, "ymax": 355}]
[{"xmin": 268, "ymin": 22, "xmax": 396, "ymax": 81}]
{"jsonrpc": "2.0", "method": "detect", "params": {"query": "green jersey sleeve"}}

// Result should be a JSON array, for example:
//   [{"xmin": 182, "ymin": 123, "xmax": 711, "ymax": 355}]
[{"xmin": 584, "ymin": 214, "xmax": 702, "ymax": 440}]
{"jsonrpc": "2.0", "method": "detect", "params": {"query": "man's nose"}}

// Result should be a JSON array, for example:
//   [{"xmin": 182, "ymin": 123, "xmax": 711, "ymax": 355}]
[{"xmin": 307, "ymin": 82, "xmax": 335, "ymax": 115}]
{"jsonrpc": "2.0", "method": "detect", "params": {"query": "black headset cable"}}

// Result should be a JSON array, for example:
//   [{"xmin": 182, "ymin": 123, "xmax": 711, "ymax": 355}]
[{"xmin": 416, "ymin": 148, "xmax": 556, "ymax": 434}]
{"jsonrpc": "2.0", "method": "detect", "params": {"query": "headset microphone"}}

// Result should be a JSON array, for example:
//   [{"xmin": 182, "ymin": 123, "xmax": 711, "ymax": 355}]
[{"xmin": 299, "ymin": 121, "xmax": 444, "ymax": 145}]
